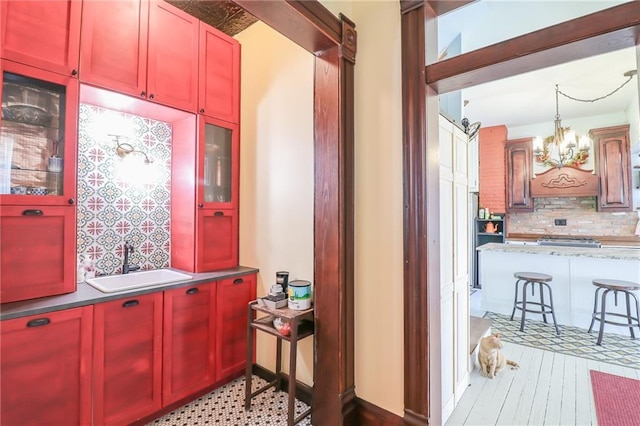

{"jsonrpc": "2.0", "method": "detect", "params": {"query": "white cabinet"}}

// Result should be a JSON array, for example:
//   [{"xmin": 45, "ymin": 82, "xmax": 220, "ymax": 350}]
[
  {"xmin": 439, "ymin": 115, "xmax": 470, "ymax": 422},
  {"xmin": 467, "ymin": 133, "xmax": 479, "ymax": 192}
]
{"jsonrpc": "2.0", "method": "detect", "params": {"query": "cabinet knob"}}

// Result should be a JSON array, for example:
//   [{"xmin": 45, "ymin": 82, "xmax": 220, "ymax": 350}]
[
  {"xmin": 68, "ymin": 198, "xmax": 75, "ymax": 205},
  {"xmin": 186, "ymin": 288, "xmax": 199, "ymax": 295},
  {"xmin": 198, "ymin": 203, "xmax": 203, "ymax": 208},
  {"xmin": 27, "ymin": 318, "xmax": 50, "ymax": 327},
  {"xmin": 233, "ymin": 278, "xmax": 244, "ymax": 284},
  {"xmin": 214, "ymin": 211, "xmax": 224, "ymax": 216},
  {"xmin": 122, "ymin": 300, "xmax": 140, "ymax": 308},
  {"xmin": 200, "ymin": 108, "xmax": 205, "ymax": 114},
  {"xmin": 22, "ymin": 209, "xmax": 43, "ymax": 216},
  {"xmin": 149, "ymin": 94, "xmax": 155, "ymax": 100},
  {"xmin": 71, "ymin": 69, "xmax": 78, "ymax": 76},
  {"xmin": 140, "ymin": 91, "xmax": 146, "ymax": 97}
]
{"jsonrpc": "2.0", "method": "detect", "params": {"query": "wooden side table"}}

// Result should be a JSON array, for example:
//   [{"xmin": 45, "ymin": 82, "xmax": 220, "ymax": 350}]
[{"xmin": 244, "ymin": 300, "xmax": 314, "ymax": 426}]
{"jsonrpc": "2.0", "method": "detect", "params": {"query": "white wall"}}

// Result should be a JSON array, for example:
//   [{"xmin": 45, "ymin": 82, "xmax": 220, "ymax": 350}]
[
  {"xmin": 238, "ymin": 0, "xmax": 406, "ymax": 416},
  {"xmin": 236, "ymin": 22, "xmax": 315, "ymax": 385}
]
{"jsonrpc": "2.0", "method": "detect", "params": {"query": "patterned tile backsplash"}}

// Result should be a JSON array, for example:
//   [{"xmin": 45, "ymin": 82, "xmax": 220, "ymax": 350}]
[{"xmin": 77, "ymin": 104, "xmax": 172, "ymax": 276}]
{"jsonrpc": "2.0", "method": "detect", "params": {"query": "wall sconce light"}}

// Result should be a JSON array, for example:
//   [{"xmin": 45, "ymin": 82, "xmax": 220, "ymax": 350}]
[{"xmin": 110, "ymin": 134, "xmax": 153, "ymax": 164}]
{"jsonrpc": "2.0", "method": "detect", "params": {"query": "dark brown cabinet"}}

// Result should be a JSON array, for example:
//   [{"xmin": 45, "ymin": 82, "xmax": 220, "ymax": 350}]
[
  {"xmin": 590, "ymin": 125, "xmax": 632, "ymax": 212},
  {"xmin": 505, "ymin": 138, "xmax": 534, "ymax": 212}
]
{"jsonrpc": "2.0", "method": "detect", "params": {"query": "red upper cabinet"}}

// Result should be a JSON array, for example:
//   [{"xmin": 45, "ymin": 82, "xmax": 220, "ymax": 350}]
[
  {"xmin": 0, "ymin": 0, "xmax": 81, "ymax": 77},
  {"xmin": 163, "ymin": 282, "xmax": 217, "ymax": 405},
  {"xmin": 0, "ymin": 205, "xmax": 76, "ymax": 303},
  {"xmin": 1, "ymin": 60, "xmax": 79, "ymax": 207},
  {"xmin": 216, "ymin": 274, "xmax": 256, "ymax": 381},
  {"xmin": 197, "ymin": 208, "xmax": 239, "ymax": 271},
  {"xmin": 79, "ymin": 0, "xmax": 149, "ymax": 97},
  {"xmin": 199, "ymin": 22, "xmax": 240, "ymax": 123},
  {"xmin": 93, "ymin": 293, "xmax": 163, "ymax": 425},
  {"xmin": 147, "ymin": 0, "xmax": 199, "ymax": 112},
  {"xmin": 1, "ymin": 306, "xmax": 93, "ymax": 426}
]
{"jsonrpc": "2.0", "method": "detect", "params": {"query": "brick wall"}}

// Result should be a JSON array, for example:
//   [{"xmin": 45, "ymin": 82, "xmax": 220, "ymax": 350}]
[
  {"xmin": 478, "ymin": 125, "xmax": 507, "ymax": 213},
  {"xmin": 508, "ymin": 197, "xmax": 639, "ymax": 236}
]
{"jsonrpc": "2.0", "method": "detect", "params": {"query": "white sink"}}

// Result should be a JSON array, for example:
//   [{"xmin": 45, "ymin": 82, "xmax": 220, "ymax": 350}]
[{"xmin": 86, "ymin": 269, "xmax": 192, "ymax": 293}]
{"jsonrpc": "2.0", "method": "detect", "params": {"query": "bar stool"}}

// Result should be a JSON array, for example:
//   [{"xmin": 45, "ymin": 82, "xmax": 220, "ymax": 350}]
[
  {"xmin": 587, "ymin": 279, "xmax": 640, "ymax": 346},
  {"xmin": 510, "ymin": 272, "xmax": 560, "ymax": 335}
]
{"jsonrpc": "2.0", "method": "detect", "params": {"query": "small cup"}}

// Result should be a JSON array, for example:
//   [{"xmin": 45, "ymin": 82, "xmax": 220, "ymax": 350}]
[
  {"xmin": 29, "ymin": 186, "xmax": 48, "ymax": 196},
  {"xmin": 10, "ymin": 185, "xmax": 27, "ymax": 195},
  {"xmin": 47, "ymin": 156, "xmax": 63, "ymax": 173}
]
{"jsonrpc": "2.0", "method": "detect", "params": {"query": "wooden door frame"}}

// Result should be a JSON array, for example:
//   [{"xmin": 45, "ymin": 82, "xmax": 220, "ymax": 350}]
[
  {"xmin": 400, "ymin": 1, "xmax": 640, "ymax": 425},
  {"xmin": 231, "ymin": 2, "xmax": 357, "ymax": 424}
]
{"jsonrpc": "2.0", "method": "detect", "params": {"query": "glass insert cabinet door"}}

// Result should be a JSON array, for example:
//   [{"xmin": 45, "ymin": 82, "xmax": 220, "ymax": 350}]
[
  {"xmin": 0, "ymin": 61, "xmax": 78, "ymax": 205},
  {"xmin": 198, "ymin": 115, "xmax": 239, "ymax": 208}
]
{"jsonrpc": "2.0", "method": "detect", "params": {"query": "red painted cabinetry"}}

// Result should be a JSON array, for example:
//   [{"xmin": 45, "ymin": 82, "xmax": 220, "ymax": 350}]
[
  {"xmin": 0, "ymin": 306, "xmax": 93, "ymax": 425},
  {"xmin": 163, "ymin": 282, "xmax": 217, "ymax": 405},
  {"xmin": 172, "ymin": 115, "xmax": 240, "ymax": 272},
  {"xmin": 216, "ymin": 274, "xmax": 256, "ymax": 380},
  {"xmin": 80, "ymin": 0, "xmax": 198, "ymax": 112},
  {"xmin": 0, "ymin": 0, "xmax": 81, "ymax": 77},
  {"xmin": 199, "ymin": 22, "xmax": 240, "ymax": 123},
  {"xmin": 0, "ymin": 61, "xmax": 79, "ymax": 303},
  {"xmin": 93, "ymin": 293, "xmax": 163, "ymax": 425}
]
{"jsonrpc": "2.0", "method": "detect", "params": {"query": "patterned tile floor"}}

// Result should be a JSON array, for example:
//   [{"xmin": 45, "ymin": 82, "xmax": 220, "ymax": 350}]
[
  {"xmin": 148, "ymin": 376, "xmax": 312, "ymax": 426},
  {"xmin": 485, "ymin": 311, "xmax": 640, "ymax": 369}
]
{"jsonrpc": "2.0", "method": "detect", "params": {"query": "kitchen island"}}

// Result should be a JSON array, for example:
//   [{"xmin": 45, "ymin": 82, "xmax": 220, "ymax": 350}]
[{"xmin": 478, "ymin": 243, "xmax": 640, "ymax": 335}]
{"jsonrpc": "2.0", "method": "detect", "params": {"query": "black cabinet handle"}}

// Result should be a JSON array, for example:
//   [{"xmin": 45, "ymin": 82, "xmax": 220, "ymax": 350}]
[
  {"xmin": 140, "ymin": 91, "xmax": 146, "ymax": 97},
  {"xmin": 122, "ymin": 300, "xmax": 139, "ymax": 308},
  {"xmin": 68, "ymin": 198, "xmax": 75, "ymax": 205},
  {"xmin": 22, "ymin": 209, "xmax": 43, "ymax": 216},
  {"xmin": 186, "ymin": 288, "xmax": 199, "ymax": 294},
  {"xmin": 214, "ymin": 211, "xmax": 224, "ymax": 216},
  {"xmin": 233, "ymin": 278, "xmax": 243, "ymax": 284},
  {"xmin": 149, "ymin": 94, "xmax": 155, "ymax": 100},
  {"xmin": 198, "ymin": 203, "xmax": 203, "ymax": 208},
  {"xmin": 27, "ymin": 318, "xmax": 50, "ymax": 328},
  {"xmin": 199, "ymin": 108, "xmax": 205, "ymax": 113},
  {"xmin": 71, "ymin": 69, "xmax": 78, "ymax": 76}
]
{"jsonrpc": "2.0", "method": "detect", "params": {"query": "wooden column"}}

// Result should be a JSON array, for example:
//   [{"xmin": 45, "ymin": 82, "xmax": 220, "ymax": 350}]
[
  {"xmin": 312, "ymin": 15, "xmax": 357, "ymax": 425},
  {"xmin": 400, "ymin": 1, "xmax": 440, "ymax": 425}
]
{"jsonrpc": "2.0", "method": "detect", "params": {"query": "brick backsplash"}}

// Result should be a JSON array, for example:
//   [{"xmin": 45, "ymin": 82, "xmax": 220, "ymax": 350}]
[{"xmin": 508, "ymin": 197, "xmax": 638, "ymax": 236}]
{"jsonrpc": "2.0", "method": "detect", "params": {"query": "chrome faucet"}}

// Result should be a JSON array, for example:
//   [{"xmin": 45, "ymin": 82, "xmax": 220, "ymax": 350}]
[{"xmin": 122, "ymin": 241, "xmax": 140, "ymax": 274}]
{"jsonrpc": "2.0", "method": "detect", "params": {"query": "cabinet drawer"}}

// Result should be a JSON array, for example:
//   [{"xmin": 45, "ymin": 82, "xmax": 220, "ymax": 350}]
[
  {"xmin": 197, "ymin": 208, "xmax": 238, "ymax": 271},
  {"xmin": 0, "ymin": 205, "xmax": 76, "ymax": 303}
]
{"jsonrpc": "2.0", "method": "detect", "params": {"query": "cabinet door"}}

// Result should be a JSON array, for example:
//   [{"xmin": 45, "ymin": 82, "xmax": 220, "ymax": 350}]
[
  {"xmin": 216, "ymin": 274, "xmax": 256, "ymax": 380},
  {"xmin": 593, "ymin": 125, "xmax": 632, "ymax": 212},
  {"xmin": 1, "ymin": 60, "xmax": 79, "ymax": 206},
  {"xmin": 93, "ymin": 293, "xmax": 163, "ymax": 425},
  {"xmin": 198, "ymin": 115, "xmax": 239, "ymax": 209},
  {"xmin": 0, "ymin": 206, "xmax": 75, "ymax": 303},
  {"xmin": 506, "ymin": 139, "xmax": 534, "ymax": 212},
  {"xmin": 163, "ymin": 282, "xmax": 217, "ymax": 405},
  {"xmin": 0, "ymin": 0, "xmax": 81, "ymax": 77},
  {"xmin": 147, "ymin": 1, "xmax": 198, "ymax": 112},
  {"xmin": 79, "ymin": 0, "xmax": 149, "ymax": 98},
  {"xmin": 198, "ymin": 22, "xmax": 240, "ymax": 123},
  {"xmin": 0, "ymin": 306, "xmax": 93, "ymax": 426},
  {"xmin": 197, "ymin": 208, "xmax": 238, "ymax": 272}
]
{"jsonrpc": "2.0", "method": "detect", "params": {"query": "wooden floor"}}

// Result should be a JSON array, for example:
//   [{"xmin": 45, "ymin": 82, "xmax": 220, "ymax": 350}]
[{"xmin": 446, "ymin": 342, "xmax": 640, "ymax": 426}]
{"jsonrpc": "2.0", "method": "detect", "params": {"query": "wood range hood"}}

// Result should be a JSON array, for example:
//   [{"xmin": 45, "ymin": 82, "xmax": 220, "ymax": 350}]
[{"xmin": 531, "ymin": 166, "xmax": 599, "ymax": 198}]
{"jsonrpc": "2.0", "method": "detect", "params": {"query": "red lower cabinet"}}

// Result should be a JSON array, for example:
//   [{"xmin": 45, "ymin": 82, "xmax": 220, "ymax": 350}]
[
  {"xmin": 197, "ymin": 208, "xmax": 238, "ymax": 271},
  {"xmin": 163, "ymin": 282, "xmax": 217, "ymax": 405},
  {"xmin": 93, "ymin": 293, "xmax": 163, "ymax": 425},
  {"xmin": 216, "ymin": 274, "xmax": 256, "ymax": 380},
  {"xmin": 0, "ymin": 306, "xmax": 93, "ymax": 425}
]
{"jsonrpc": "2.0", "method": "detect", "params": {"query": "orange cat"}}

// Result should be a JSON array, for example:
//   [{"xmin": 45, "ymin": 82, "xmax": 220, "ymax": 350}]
[{"xmin": 478, "ymin": 333, "xmax": 520, "ymax": 379}]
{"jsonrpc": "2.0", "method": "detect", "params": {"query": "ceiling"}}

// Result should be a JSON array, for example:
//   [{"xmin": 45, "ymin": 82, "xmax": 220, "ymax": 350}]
[
  {"xmin": 167, "ymin": 0, "xmax": 256, "ymax": 36},
  {"xmin": 460, "ymin": 46, "xmax": 638, "ymax": 130}
]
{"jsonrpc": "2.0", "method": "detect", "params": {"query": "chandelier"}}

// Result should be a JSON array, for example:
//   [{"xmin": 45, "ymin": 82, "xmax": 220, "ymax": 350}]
[
  {"xmin": 533, "ymin": 70, "xmax": 637, "ymax": 169},
  {"xmin": 533, "ymin": 85, "xmax": 590, "ymax": 169}
]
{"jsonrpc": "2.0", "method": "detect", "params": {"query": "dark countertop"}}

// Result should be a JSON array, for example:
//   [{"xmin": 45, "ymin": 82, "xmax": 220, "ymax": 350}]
[{"xmin": 0, "ymin": 266, "xmax": 259, "ymax": 321}]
